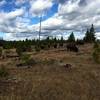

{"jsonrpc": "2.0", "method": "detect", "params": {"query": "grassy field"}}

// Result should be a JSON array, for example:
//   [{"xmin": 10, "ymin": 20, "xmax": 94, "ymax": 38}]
[{"xmin": 0, "ymin": 44, "xmax": 100, "ymax": 100}]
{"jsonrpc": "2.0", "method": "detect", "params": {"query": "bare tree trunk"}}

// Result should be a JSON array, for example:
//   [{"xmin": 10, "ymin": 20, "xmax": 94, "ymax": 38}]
[{"xmin": 39, "ymin": 15, "xmax": 42, "ymax": 41}]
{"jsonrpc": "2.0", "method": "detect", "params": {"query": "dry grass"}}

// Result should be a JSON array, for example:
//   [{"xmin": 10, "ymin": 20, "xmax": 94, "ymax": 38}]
[{"xmin": 0, "ymin": 44, "xmax": 100, "ymax": 100}]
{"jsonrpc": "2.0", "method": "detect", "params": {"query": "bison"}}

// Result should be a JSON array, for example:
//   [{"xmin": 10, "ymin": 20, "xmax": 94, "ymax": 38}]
[
  {"xmin": 66, "ymin": 43, "xmax": 79, "ymax": 52},
  {"xmin": 64, "ymin": 64, "xmax": 72, "ymax": 69}
]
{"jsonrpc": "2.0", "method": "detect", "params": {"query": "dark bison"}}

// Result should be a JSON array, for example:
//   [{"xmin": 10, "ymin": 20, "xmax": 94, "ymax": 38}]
[
  {"xmin": 66, "ymin": 43, "xmax": 79, "ymax": 52},
  {"xmin": 54, "ymin": 44, "xmax": 57, "ymax": 48},
  {"xmin": 76, "ymin": 39, "xmax": 84, "ymax": 45},
  {"xmin": 64, "ymin": 64, "xmax": 72, "ymax": 70}
]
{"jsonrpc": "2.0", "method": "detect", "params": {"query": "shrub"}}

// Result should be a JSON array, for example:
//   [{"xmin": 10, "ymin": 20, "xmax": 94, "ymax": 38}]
[
  {"xmin": 25, "ymin": 58, "xmax": 37, "ymax": 66},
  {"xmin": 93, "ymin": 41, "xmax": 99, "ymax": 49},
  {"xmin": 0, "ymin": 48, "xmax": 2, "ymax": 57},
  {"xmin": 40, "ymin": 44, "xmax": 45, "ymax": 50},
  {"xmin": 92, "ymin": 48, "xmax": 100, "ymax": 63},
  {"xmin": 20, "ymin": 54, "xmax": 37, "ymax": 66},
  {"xmin": 44, "ymin": 59, "xmax": 56, "ymax": 65},
  {"xmin": 35, "ymin": 45, "xmax": 41, "ymax": 52},
  {"xmin": 16, "ymin": 46, "xmax": 23, "ymax": 56},
  {"xmin": 48, "ymin": 44, "xmax": 50, "ymax": 49},
  {"xmin": 59, "ymin": 43, "xmax": 63, "ymax": 47},
  {"xmin": 76, "ymin": 39, "xmax": 84, "ymax": 45},
  {"xmin": 21, "ymin": 54, "xmax": 30, "ymax": 62},
  {"xmin": 0, "ymin": 66, "xmax": 9, "ymax": 77},
  {"xmin": 92, "ymin": 41, "xmax": 100, "ymax": 63}
]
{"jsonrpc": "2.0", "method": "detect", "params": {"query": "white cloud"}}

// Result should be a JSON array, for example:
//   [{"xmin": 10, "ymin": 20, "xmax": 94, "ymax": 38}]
[
  {"xmin": 96, "ymin": 32, "xmax": 100, "ymax": 39},
  {"xmin": 56, "ymin": 0, "xmax": 100, "ymax": 31},
  {"xmin": 41, "ymin": 14, "xmax": 63, "ymax": 28},
  {"xmin": 5, "ymin": 8, "xmax": 25, "ymax": 20},
  {"xmin": 58, "ymin": 0, "xmax": 80, "ymax": 14},
  {"xmin": 30, "ymin": 0, "xmax": 53, "ymax": 17},
  {"xmin": 1, "ymin": 0, "xmax": 100, "ymax": 40},
  {"xmin": 35, "ymin": 0, "xmax": 100, "ymax": 39},
  {"xmin": 0, "ymin": 8, "xmax": 25, "ymax": 21},
  {"xmin": 0, "ymin": 8, "xmax": 25, "ymax": 33},
  {"xmin": 15, "ymin": 0, "xmax": 27, "ymax": 6}
]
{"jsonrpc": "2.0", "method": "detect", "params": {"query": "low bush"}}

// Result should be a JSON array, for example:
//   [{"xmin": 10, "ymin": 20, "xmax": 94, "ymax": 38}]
[
  {"xmin": 21, "ymin": 54, "xmax": 30, "ymax": 62},
  {"xmin": 92, "ymin": 48, "xmax": 100, "ymax": 63},
  {"xmin": 19, "ymin": 54, "xmax": 37, "ymax": 66},
  {"xmin": 76, "ymin": 39, "xmax": 84, "ymax": 45},
  {"xmin": 0, "ymin": 66, "xmax": 9, "ymax": 77},
  {"xmin": 25, "ymin": 58, "xmax": 37, "ymax": 66},
  {"xmin": 16, "ymin": 46, "xmax": 23, "ymax": 56},
  {"xmin": 0, "ymin": 48, "xmax": 2, "ymax": 57},
  {"xmin": 35, "ymin": 45, "xmax": 41, "ymax": 52},
  {"xmin": 92, "ymin": 41, "xmax": 100, "ymax": 63},
  {"xmin": 44, "ymin": 59, "xmax": 57, "ymax": 65},
  {"xmin": 59, "ymin": 43, "xmax": 63, "ymax": 47},
  {"xmin": 93, "ymin": 41, "xmax": 99, "ymax": 49}
]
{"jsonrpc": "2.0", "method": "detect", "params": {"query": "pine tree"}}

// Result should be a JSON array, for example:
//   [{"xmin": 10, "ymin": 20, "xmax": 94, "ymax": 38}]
[
  {"xmin": 84, "ymin": 29, "xmax": 90, "ymax": 42},
  {"xmin": 67, "ymin": 32, "xmax": 75, "ymax": 43},
  {"xmin": 84, "ymin": 24, "xmax": 96, "ymax": 43},
  {"xmin": 89, "ymin": 24, "xmax": 96, "ymax": 42}
]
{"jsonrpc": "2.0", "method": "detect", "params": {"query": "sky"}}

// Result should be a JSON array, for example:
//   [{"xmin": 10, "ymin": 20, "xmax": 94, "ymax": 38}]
[{"xmin": 0, "ymin": 0, "xmax": 100, "ymax": 40}]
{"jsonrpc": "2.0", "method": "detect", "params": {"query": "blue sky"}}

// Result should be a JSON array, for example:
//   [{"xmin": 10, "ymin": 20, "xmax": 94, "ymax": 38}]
[{"xmin": 0, "ymin": 0, "xmax": 100, "ymax": 40}]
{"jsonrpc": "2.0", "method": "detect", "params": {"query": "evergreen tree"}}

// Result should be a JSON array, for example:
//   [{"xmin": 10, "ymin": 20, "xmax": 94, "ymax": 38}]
[
  {"xmin": 84, "ymin": 29, "xmax": 90, "ymax": 42},
  {"xmin": 89, "ymin": 24, "xmax": 96, "ymax": 42},
  {"xmin": 67, "ymin": 32, "xmax": 75, "ymax": 42},
  {"xmin": 84, "ymin": 24, "xmax": 96, "ymax": 43}
]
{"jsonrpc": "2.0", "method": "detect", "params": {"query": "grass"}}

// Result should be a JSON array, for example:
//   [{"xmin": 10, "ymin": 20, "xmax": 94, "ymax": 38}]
[
  {"xmin": 0, "ymin": 66, "xmax": 9, "ymax": 78},
  {"xmin": 0, "ymin": 44, "xmax": 100, "ymax": 100}
]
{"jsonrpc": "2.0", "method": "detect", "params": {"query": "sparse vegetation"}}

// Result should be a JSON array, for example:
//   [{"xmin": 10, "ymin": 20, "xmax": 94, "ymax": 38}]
[
  {"xmin": 92, "ymin": 42, "xmax": 100, "ymax": 63},
  {"xmin": 43, "ymin": 58, "xmax": 57, "ymax": 65},
  {"xmin": 0, "ymin": 48, "xmax": 2, "ymax": 57},
  {"xmin": 0, "ymin": 66, "xmax": 9, "ymax": 77},
  {"xmin": 18, "ymin": 53, "xmax": 37, "ymax": 67},
  {"xmin": 16, "ymin": 45, "xmax": 23, "ymax": 56},
  {"xmin": 93, "ymin": 41, "xmax": 99, "ymax": 49},
  {"xmin": 35, "ymin": 45, "xmax": 41, "ymax": 52}
]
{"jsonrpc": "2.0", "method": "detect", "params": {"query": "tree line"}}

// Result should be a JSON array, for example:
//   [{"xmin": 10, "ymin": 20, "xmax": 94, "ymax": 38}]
[{"xmin": 0, "ymin": 24, "xmax": 99, "ymax": 52}]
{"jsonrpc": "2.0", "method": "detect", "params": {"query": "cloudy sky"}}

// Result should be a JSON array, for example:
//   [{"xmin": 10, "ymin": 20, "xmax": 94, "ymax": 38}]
[{"xmin": 0, "ymin": 0, "xmax": 100, "ymax": 40}]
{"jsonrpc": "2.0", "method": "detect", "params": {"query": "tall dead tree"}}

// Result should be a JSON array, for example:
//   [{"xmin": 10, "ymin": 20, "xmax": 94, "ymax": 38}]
[{"xmin": 39, "ymin": 15, "xmax": 42, "ymax": 41}]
